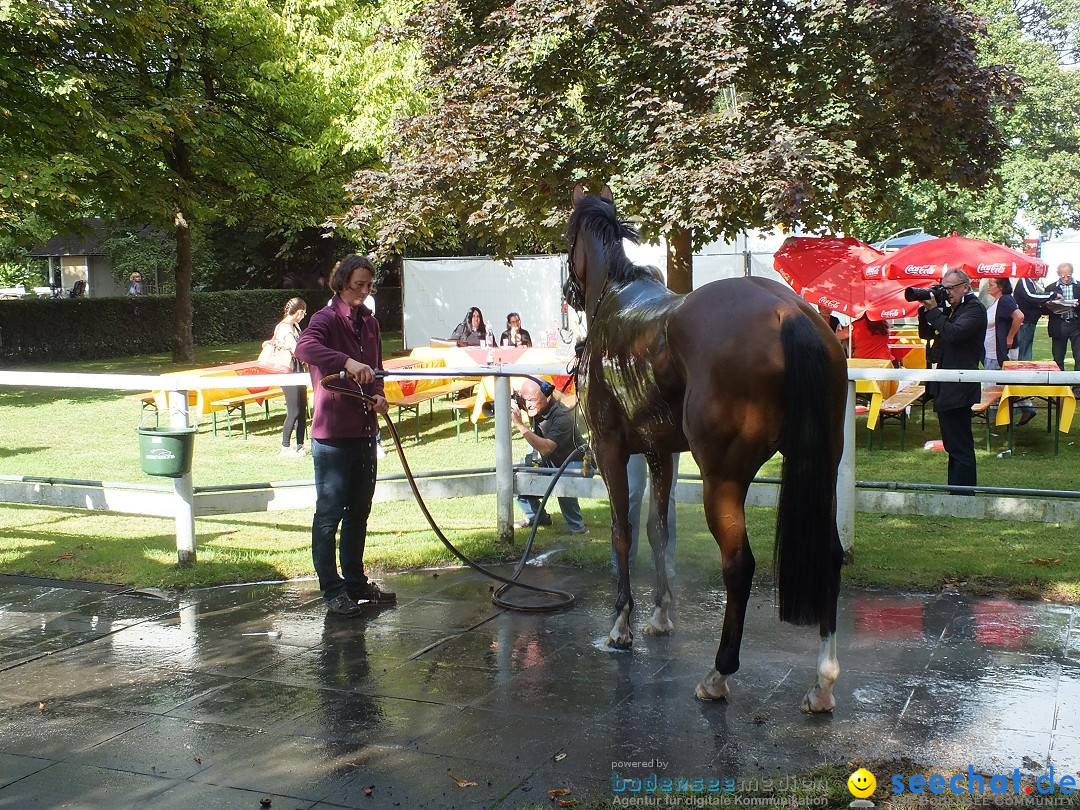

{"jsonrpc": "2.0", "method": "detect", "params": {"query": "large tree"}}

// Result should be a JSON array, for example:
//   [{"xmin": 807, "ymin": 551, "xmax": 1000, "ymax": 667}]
[
  {"xmin": 343, "ymin": 0, "xmax": 1019, "ymax": 290},
  {"xmin": 849, "ymin": 0, "xmax": 1080, "ymax": 244},
  {"xmin": 1, "ymin": 0, "xmax": 417, "ymax": 361}
]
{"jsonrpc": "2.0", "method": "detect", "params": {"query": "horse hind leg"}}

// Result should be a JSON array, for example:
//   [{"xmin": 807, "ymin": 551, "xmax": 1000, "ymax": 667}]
[
  {"xmin": 802, "ymin": 565, "xmax": 841, "ymax": 713},
  {"xmin": 801, "ymin": 628, "xmax": 840, "ymax": 713},
  {"xmin": 696, "ymin": 480, "xmax": 755, "ymax": 701}
]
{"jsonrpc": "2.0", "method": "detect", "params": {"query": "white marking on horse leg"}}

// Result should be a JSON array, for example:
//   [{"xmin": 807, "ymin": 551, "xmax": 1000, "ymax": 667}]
[
  {"xmin": 801, "ymin": 632, "xmax": 839, "ymax": 713},
  {"xmin": 642, "ymin": 585, "xmax": 674, "ymax": 635},
  {"xmin": 642, "ymin": 602, "xmax": 674, "ymax": 635},
  {"xmin": 695, "ymin": 668, "xmax": 730, "ymax": 701},
  {"xmin": 606, "ymin": 603, "xmax": 634, "ymax": 649}
]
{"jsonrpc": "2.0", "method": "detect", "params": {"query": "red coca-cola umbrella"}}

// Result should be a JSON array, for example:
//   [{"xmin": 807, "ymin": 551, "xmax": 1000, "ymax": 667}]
[
  {"xmin": 774, "ymin": 236, "xmax": 921, "ymax": 321},
  {"xmin": 863, "ymin": 234, "xmax": 1049, "ymax": 281}
]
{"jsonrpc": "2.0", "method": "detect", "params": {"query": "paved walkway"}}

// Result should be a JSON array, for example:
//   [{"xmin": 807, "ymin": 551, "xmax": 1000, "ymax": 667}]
[{"xmin": 0, "ymin": 566, "xmax": 1077, "ymax": 808}]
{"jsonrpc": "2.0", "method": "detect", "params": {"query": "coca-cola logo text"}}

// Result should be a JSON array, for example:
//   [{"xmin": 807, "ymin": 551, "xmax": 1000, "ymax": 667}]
[
  {"xmin": 879, "ymin": 308, "xmax": 903, "ymax": 318},
  {"xmin": 904, "ymin": 265, "xmax": 939, "ymax": 276},
  {"xmin": 977, "ymin": 263, "xmax": 1008, "ymax": 276}
]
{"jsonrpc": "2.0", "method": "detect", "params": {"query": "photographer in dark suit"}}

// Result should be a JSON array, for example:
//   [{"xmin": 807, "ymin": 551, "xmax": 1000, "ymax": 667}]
[{"xmin": 918, "ymin": 270, "xmax": 986, "ymax": 493}]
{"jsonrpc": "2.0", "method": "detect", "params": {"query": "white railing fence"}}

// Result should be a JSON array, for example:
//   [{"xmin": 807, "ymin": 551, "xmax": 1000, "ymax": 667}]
[{"xmin": 3, "ymin": 366, "xmax": 1080, "ymax": 565}]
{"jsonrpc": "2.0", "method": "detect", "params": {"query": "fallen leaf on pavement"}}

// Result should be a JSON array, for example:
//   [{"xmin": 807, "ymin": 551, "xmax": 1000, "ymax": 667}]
[
  {"xmin": 553, "ymin": 752, "xmax": 566, "ymax": 761},
  {"xmin": 548, "ymin": 788, "xmax": 572, "ymax": 797},
  {"xmin": 557, "ymin": 800, "xmax": 578, "ymax": 807},
  {"xmin": 451, "ymin": 776, "xmax": 478, "ymax": 788}
]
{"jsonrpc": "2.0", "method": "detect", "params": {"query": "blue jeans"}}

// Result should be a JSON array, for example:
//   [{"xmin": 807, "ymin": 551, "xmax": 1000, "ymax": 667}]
[
  {"xmin": 613, "ymin": 453, "xmax": 679, "ymax": 570},
  {"xmin": 311, "ymin": 437, "xmax": 378, "ymax": 602},
  {"xmin": 516, "ymin": 462, "xmax": 584, "ymax": 530},
  {"xmin": 1016, "ymin": 321, "xmax": 1037, "ymax": 361}
]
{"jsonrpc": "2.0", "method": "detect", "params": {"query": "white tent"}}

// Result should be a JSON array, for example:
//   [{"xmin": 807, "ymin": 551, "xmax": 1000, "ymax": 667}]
[
  {"xmin": 402, "ymin": 256, "xmax": 568, "ymax": 350},
  {"xmin": 1041, "ymin": 230, "xmax": 1080, "ymax": 273}
]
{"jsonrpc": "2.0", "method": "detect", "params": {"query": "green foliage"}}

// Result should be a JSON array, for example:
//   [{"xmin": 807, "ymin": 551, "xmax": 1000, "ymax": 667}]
[
  {"xmin": 343, "ymin": 0, "xmax": 1021, "ymax": 257},
  {"xmin": 0, "ymin": 289, "xmax": 328, "ymax": 362},
  {"xmin": 847, "ymin": 0, "xmax": 1080, "ymax": 243},
  {"xmin": 0, "ymin": 0, "xmax": 419, "ymax": 359},
  {"xmin": 0, "ymin": 261, "xmax": 44, "ymax": 290},
  {"xmin": 99, "ymin": 224, "xmax": 220, "ymax": 294}
]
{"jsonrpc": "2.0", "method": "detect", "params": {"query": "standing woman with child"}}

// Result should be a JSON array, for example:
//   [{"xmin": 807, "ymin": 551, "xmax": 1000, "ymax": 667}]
[{"xmin": 275, "ymin": 297, "xmax": 309, "ymax": 456}]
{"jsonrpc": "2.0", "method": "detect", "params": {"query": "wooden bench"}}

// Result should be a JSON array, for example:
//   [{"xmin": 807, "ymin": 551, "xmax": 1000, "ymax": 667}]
[
  {"xmin": 970, "ymin": 385, "xmax": 1004, "ymax": 450},
  {"xmin": 387, "ymin": 381, "xmax": 477, "ymax": 443},
  {"xmin": 126, "ymin": 392, "xmax": 157, "ymax": 411},
  {"xmin": 869, "ymin": 385, "xmax": 926, "ymax": 450},
  {"xmin": 199, "ymin": 387, "xmax": 287, "ymax": 438},
  {"xmin": 447, "ymin": 396, "xmax": 480, "ymax": 443}
]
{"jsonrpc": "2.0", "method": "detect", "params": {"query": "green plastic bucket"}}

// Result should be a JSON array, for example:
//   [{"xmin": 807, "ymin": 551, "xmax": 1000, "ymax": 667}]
[{"xmin": 137, "ymin": 426, "xmax": 196, "ymax": 477}]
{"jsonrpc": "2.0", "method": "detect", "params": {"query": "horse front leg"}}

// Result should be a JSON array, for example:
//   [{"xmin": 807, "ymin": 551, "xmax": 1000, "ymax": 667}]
[
  {"xmin": 696, "ymin": 480, "xmax": 754, "ymax": 701},
  {"xmin": 602, "ymin": 446, "xmax": 634, "ymax": 649},
  {"xmin": 642, "ymin": 453, "xmax": 676, "ymax": 637}
]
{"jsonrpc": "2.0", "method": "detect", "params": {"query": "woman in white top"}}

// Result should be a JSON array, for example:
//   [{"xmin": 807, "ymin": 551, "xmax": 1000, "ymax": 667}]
[
  {"xmin": 984, "ymin": 279, "xmax": 1035, "ymax": 425},
  {"xmin": 274, "ymin": 297, "xmax": 308, "ymax": 455}
]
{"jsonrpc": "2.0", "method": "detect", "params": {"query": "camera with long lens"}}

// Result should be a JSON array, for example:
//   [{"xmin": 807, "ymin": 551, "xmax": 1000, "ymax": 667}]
[{"xmin": 904, "ymin": 283, "xmax": 949, "ymax": 308}]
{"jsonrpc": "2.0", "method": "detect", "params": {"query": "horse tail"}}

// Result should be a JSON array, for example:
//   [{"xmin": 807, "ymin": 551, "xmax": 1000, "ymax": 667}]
[{"xmin": 774, "ymin": 312, "xmax": 843, "ymax": 626}]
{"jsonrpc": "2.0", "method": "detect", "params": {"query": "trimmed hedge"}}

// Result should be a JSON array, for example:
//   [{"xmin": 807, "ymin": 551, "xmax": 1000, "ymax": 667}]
[{"xmin": 0, "ymin": 287, "xmax": 402, "ymax": 363}]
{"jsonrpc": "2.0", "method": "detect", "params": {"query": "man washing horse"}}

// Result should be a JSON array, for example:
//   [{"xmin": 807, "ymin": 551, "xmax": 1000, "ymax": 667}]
[{"xmin": 565, "ymin": 184, "xmax": 847, "ymax": 712}]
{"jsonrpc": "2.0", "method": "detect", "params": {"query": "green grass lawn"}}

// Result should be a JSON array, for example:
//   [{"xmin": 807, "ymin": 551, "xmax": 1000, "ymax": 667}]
[{"xmin": 1, "ymin": 332, "xmax": 1079, "ymax": 601}]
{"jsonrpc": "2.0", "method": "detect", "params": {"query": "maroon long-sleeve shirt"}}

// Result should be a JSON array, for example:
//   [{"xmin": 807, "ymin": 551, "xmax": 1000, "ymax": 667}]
[{"xmin": 295, "ymin": 295, "xmax": 385, "ymax": 439}]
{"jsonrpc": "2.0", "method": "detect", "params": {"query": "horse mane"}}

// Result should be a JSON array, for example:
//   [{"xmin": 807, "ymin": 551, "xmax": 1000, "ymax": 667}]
[{"xmin": 567, "ymin": 195, "xmax": 656, "ymax": 285}]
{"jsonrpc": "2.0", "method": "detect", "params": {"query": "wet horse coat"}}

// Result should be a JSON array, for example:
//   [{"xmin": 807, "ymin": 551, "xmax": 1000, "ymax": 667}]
[{"xmin": 565, "ymin": 186, "xmax": 847, "ymax": 711}]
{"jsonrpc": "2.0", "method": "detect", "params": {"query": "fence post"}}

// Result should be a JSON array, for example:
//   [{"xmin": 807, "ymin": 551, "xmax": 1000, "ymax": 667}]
[
  {"xmin": 169, "ymin": 390, "xmax": 197, "ymax": 567},
  {"xmin": 837, "ymin": 380, "xmax": 856, "ymax": 559},
  {"xmin": 494, "ymin": 375, "xmax": 514, "ymax": 544}
]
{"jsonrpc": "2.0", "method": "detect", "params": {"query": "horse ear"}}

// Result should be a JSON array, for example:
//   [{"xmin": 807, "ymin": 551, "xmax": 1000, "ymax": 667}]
[
  {"xmin": 572, "ymin": 184, "xmax": 586, "ymax": 205},
  {"xmin": 599, "ymin": 184, "xmax": 614, "ymax": 203}
]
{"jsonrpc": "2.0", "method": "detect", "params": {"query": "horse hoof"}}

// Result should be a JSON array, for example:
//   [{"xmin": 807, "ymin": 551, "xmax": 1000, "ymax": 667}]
[
  {"xmin": 606, "ymin": 635, "xmax": 633, "ymax": 650},
  {"xmin": 695, "ymin": 682, "xmax": 728, "ymax": 701},
  {"xmin": 642, "ymin": 618, "xmax": 674, "ymax": 635},
  {"xmin": 800, "ymin": 687, "xmax": 836, "ymax": 714}
]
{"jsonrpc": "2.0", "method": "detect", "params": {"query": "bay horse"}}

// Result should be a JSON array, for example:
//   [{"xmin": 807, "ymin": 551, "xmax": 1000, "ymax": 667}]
[{"xmin": 565, "ymin": 185, "xmax": 847, "ymax": 712}]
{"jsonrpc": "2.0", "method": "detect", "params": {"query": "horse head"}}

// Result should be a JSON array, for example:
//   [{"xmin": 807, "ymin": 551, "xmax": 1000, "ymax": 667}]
[{"xmin": 565, "ymin": 183, "xmax": 637, "ymax": 322}]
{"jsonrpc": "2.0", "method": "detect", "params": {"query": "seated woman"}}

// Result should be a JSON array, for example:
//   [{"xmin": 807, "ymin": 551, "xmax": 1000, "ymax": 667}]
[
  {"xmin": 851, "ymin": 316, "xmax": 894, "ymax": 363},
  {"xmin": 450, "ymin": 306, "xmax": 489, "ymax": 346},
  {"xmin": 499, "ymin": 312, "xmax": 533, "ymax": 347}
]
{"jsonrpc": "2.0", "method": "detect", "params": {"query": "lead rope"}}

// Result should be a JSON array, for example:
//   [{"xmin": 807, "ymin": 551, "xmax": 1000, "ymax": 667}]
[{"xmin": 321, "ymin": 374, "xmax": 575, "ymax": 611}]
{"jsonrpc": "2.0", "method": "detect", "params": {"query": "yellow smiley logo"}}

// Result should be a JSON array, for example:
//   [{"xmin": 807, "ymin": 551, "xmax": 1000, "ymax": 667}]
[{"xmin": 848, "ymin": 768, "xmax": 876, "ymax": 798}]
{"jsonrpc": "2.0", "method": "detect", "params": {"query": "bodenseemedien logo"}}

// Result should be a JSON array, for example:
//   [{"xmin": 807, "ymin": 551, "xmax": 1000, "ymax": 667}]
[{"xmin": 848, "ymin": 768, "xmax": 876, "ymax": 809}]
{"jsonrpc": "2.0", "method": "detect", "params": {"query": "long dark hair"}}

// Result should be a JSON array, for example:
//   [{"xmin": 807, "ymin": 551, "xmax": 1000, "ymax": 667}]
[{"xmin": 465, "ymin": 306, "xmax": 486, "ymax": 335}]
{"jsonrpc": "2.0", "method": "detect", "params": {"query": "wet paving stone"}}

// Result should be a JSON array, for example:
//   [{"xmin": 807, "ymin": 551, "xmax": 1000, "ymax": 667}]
[{"xmin": 0, "ymin": 569, "xmax": 1076, "ymax": 807}]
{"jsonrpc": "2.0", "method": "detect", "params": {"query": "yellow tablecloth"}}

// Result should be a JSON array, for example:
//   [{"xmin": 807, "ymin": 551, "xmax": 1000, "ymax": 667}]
[
  {"xmin": 995, "ymin": 385, "xmax": 1075, "ymax": 431},
  {"xmin": 848, "ymin": 358, "xmax": 896, "ymax": 430},
  {"xmin": 995, "ymin": 361, "xmax": 1076, "ymax": 432},
  {"xmin": 381, "ymin": 355, "xmax": 450, "ymax": 401}
]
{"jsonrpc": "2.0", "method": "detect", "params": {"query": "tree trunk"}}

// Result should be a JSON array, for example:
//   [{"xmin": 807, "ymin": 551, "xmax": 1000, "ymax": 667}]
[
  {"xmin": 666, "ymin": 226, "xmax": 693, "ymax": 293},
  {"xmin": 173, "ymin": 209, "xmax": 195, "ymax": 363}
]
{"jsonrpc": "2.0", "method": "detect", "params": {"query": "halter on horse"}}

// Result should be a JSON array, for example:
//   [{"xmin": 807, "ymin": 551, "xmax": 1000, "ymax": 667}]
[{"xmin": 566, "ymin": 184, "xmax": 847, "ymax": 712}]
